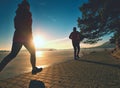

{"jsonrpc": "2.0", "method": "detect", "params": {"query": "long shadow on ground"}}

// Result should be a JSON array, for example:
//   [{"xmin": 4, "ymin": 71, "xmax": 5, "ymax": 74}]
[
  {"xmin": 29, "ymin": 80, "xmax": 45, "ymax": 88},
  {"xmin": 77, "ymin": 59, "xmax": 120, "ymax": 69}
]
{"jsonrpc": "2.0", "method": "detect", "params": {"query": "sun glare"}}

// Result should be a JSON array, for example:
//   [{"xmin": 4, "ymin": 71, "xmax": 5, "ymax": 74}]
[
  {"xmin": 36, "ymin": 51, "xmax": 43, "ymax": 57},
  {"xmin": 33, "ymin": 35, "xmax": 45, "ymax": 48}
]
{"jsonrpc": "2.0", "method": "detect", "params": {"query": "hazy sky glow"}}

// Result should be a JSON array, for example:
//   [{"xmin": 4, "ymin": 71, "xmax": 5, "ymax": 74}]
[{"xmin": 0, "ymin": 0, "xmax": 112, "ymax": 50}]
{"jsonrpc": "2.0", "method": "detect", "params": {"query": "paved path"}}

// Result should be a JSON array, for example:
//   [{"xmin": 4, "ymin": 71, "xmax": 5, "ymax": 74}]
[{"xmin": 0, "ymin": 51, "xmax": 120, "ymax": 88}]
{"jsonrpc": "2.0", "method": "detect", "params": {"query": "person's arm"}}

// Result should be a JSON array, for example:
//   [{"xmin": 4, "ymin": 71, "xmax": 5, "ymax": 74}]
[
  {"xmin": 69, "ymin": 32, "xmax": 72, "ymax": 39},
  {"xmin": 14, "ymin": 17, "xmax": 17, "ymax": 30},
  {"xmin": 14, "ymin": 16, "xmax": 20, "ymax": 30}
]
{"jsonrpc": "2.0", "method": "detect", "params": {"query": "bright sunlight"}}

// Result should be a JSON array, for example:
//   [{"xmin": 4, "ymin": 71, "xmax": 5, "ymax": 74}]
[{"xmin": 33, "ymin": 35, "xmax": 46, "ymax": 49}]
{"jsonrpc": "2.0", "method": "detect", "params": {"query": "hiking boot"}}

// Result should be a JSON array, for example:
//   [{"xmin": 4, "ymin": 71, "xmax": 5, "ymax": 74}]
[
  {"xmin": 32, "ymin": 67, "xmax": 42, "ymax": 75},
  {"xmin": 74, "ymin": 57, "xmax": 77, "ymax": 60},
  {"xmin": 77, "ymin": 55, "xmax": 80, "ymax": 58}
]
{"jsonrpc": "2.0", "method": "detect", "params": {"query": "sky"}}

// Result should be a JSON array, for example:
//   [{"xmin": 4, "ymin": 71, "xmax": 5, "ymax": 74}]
[{"xmin": 0, "ymin": 0, "xmax": 111, "ymax": 50}]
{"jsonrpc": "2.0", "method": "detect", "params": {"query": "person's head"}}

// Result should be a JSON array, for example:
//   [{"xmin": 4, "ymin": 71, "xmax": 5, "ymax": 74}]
[
  {"xmin": 73, "ymin": 27, "xmax": 77, "ymax": 32},
  {"xmin": 18, "ymin": 0, "xmax": 30, "ymax": 10}
]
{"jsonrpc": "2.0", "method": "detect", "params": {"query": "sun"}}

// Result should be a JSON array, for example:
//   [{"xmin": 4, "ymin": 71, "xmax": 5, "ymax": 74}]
[{"xmin": 33, "ymin": 35, "xmax": 45, "ymax": 49}]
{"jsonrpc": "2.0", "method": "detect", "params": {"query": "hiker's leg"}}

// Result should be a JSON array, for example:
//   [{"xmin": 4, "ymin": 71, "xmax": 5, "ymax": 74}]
[
  {"xmin": 24, "ymin": 42, "xmax": 36, "ymax": 69},
  {"xmin": 24, "ymin": 41, "xmax": 43, "ymax": 75},
  {"xmin": 72, "ymin": 41, "xmax": 77, "ymax": 59},
  {"xmin": 77, "ymin": 42, "xmax": 80, "ymax": 57},
  {"xmin": 0, "ymin": 42, "xmax": 22, "ymax": 72}
]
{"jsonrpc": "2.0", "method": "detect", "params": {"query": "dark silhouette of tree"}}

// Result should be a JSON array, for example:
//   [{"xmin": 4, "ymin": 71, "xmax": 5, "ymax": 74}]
[{"xmin": 78, "ymin": 0, "xmax": 120, "ymax": 48}]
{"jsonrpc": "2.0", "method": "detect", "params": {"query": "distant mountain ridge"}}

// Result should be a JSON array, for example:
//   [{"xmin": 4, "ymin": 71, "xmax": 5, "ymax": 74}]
[{"xmin": 96, "ymin": 41, "xmax": 115, "ymax": 48}]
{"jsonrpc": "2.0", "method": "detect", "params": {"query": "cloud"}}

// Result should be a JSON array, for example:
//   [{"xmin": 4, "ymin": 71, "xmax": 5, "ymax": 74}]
[
  {"xmin": 45, "ymin": 37, "xmax": 72, "ymax": 49},
  {"xmin": 39, "ymin": 0, "xmax": 46, "ymax": 6},
  {"xmin": 47, "ymin": 37, "xmax": 68, "ymax": 43},
  {"xmin": 44, "ymin": 37, "xmax": 102, "ymax": 49},
  {"xmin": 47, "ymin": 16, "xmax": 57, "ymax": 22}
]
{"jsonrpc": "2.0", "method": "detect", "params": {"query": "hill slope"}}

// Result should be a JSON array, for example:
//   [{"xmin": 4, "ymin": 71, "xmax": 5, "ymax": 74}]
[{"xmin": 97, "ymin": 41, "xmax": 115, "ymax": 48}]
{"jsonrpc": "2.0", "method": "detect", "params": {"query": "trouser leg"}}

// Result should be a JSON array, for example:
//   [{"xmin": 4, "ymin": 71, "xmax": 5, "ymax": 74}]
[
  {"xmin": 77, "ymin": 44, "xmax": 80, "ymax": 56},
  {"xmin": 72, "ymin": 41, "xmax": 77, "ymax": 59},
  {"xmin": 24, "ymin": 42, "xmax": 36, "ymax": 69},
  {"xmin": 0, "ymin": 42, "xmax": 22, "ymax": 72},
  {"xmin": 74, "ymin": 46, "xmax": 77, "ymax": 58}
]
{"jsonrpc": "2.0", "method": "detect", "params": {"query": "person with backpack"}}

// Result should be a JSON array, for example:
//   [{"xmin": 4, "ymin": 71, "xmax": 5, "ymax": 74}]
[
  {"xmin": 69, "ymin": 27, "xmax": 81, "ymax": 60},
  {"xmin": 0, "ymin": 0, "xmax": 42, "ymax": 75}
]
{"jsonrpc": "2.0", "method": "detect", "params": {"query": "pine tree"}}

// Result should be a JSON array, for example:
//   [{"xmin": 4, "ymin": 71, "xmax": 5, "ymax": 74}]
[{"xmin": 78, "ymin": 0, "xmax": 120, "ymax": 48}]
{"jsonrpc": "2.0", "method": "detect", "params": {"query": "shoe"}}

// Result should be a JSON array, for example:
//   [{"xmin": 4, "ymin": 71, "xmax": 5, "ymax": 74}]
[
  {"xmin": 32, "ymin": 67, "xmax": 43, "ymax": 75},
  {"xmin": 77, "ymin": 55, "xmax": 80, "ymax": 58},
  {"xmin": 74, "ymin": 57, "xmax": 77, "ymax": 60}
]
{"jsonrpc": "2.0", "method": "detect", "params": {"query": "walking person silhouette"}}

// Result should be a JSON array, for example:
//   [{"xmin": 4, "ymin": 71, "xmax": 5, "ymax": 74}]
[
  {"xmin": 0, "ymin": 0, "xmax": 42, "ymax": 75},
  {"xmin": 69, "ymin": 27, "xmax": 80, "ymax": 60}
]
